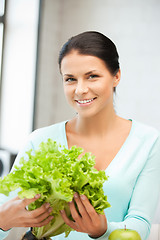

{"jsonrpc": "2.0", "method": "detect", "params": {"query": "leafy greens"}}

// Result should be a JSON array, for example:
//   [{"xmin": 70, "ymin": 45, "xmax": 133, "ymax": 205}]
[{"xmin": 0, "ymin": 139, "xmax": 110, "ymax": 239}]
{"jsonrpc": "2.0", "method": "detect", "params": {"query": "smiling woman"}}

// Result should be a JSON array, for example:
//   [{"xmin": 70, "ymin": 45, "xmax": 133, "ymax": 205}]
[{"xmin": 0, "ymin": 31, "xmax": 160, "ymax": 240}]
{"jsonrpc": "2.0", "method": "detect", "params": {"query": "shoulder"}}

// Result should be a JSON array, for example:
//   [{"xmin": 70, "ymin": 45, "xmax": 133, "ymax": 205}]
[
  {"xmin": 127, "ymin": 120, "xmax": 160, "ymax": 173},
  {"xmin": 28, "ymin": 120, "xmax": 68, "ymax": 149},
  {"xmin": 31, "ymin": 121, "xmax": 67, "ymax": 136},
  {"xmin": 132, "ymin": 119, "xmax": 159, "ymax": 140},
  {"xmin": 132, "ymin": 119, "xmax": 160, "ymax": 150}
]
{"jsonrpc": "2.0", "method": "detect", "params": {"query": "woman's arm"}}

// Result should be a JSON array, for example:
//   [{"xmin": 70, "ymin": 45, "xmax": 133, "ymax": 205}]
[
  {"xmin": 102, "ymin": 135, "xmax": 160, "ymax": 240},
  {"xmin": 106, "ymin": 135, "xmax": 160, "ymax": 239}
]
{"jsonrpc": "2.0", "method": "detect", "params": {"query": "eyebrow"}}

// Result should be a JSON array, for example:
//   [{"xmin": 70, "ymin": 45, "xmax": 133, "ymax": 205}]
[
  {"xmin": 63, "ymin": 74, "xmax": 74, "ymax": 77},
  {"xmin": 63, "ymin": 70, "xmax": 98, "ymax": 77},
  {"xmin": 85, "ymin": 70, "xmax": 97, "ymax": 75}
]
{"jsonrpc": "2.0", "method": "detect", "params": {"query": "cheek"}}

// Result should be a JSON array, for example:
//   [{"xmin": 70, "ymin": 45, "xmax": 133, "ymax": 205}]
[
  {"xmin": 63, "ymin": 86, "xmax": 74, "ymax": 102},
  {"xmin": 96, "ymin": 84, "xmax": 112, "ymax": 95}
]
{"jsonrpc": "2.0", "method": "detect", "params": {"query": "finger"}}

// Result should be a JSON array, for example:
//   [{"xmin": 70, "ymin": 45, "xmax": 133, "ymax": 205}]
[
  {"xmin": 69, "ymin": 200, "xmax": 82, "ymax": 223},
  {"xmin": 24, "ymin": 215, "xmax": 54, "ymax": 228},
  {"xmin": 31, "ymin": 207, "xmax": 53, "ymax": 224},
  {"xmin": 69, "ymin": 199, "xmax": 87, "ymax": 231},
  {"xmin": 20, "ymin": 194, "xmax": 41, "ymax": 208},
  {"xmin": 33, "ymin": 215, "xmax": 54, "ymax": 227},
  {"xmin": 73, "ymin": 193, "xmax": 91, "ymax": 221},
  {"xmin": 28, "ymin": 202, "xmax": 51, "ymax": 218},
  {"xmin": 60, "ymin": 209, "xmax": 79, "ymax": 231},
  {"xmin": 80, "ymin": 195, "xmax": 98, "ymax": 221}
]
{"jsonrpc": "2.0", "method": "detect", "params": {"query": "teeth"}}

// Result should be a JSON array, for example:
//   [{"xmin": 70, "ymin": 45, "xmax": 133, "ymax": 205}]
[{"xmin": 78, "ymin": 98, "xmax": 94, "ymax": 104}]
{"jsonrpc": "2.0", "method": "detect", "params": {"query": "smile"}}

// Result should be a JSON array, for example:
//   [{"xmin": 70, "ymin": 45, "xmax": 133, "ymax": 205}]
[{"xmin": 76, "ymin": 98, "xmax": 96, "ymax": 104}]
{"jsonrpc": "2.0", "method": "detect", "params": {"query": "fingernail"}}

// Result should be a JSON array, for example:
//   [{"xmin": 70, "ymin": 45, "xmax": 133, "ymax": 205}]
[
  {"xmin": 45, "ymin": 203, "xmax": 50, "ymax": 208},
  {"xmin": 74, "ymin": 192, "xmax": 78, "ymax": 198},
  {"xmin": 35, "ymin": 194, "xmax": 41, "ymax": 199},
  {"xmin": 48, "ymin": 207, "xmax": 52, "ymax": 213},
  {"xmin": 60, "ymin": 209, "xmax": 64, "ymax": 213},
  {"xmin": 80, "ymin": 195, "xmax": 86, "ymax": 200},
  {"xmin": 49, "ymin": 216, "xmax": 54, "ymax": 220}
]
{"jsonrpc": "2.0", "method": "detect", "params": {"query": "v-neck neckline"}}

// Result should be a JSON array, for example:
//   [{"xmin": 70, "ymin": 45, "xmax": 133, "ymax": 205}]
[
  {"xmin": 62, "ymin": 119, "xmax": 135, "ymax": 172},
  {"xmin": 105, "ymin": 119, "xmax": 135, "ymax": 173}
]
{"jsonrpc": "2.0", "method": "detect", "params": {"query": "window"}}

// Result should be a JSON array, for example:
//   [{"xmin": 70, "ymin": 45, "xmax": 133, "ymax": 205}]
[
  {"xmin": 0, "ymin": 23, "xmax": 4, "ymax": 82},
  {"xmin": 0, "ymin": 0, "xmax": 40, "ymax": 152},
  {"xmin": 0, "ymin": 0, "xmax": 5, "ymax": 91}
]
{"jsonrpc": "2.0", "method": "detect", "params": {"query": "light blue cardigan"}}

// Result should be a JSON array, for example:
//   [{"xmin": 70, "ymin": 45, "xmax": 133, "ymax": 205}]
[{"xmin": 0, "ymin": 120, "xmax": 160, "ymax": 240}]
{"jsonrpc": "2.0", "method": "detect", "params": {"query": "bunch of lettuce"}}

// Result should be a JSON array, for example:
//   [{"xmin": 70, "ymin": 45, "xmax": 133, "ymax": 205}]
[{"xmin": 0, "ymin": 139, "xmax": 110, "ymax": 239}]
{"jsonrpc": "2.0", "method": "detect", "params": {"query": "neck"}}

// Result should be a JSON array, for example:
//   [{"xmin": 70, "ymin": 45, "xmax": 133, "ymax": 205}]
[{"xmin": 74, "ymin": 105, "xmax": 118, "ymax": 137}]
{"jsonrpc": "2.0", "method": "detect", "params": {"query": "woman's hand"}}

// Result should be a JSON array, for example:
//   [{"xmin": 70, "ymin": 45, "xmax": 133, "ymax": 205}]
[
  {"xmin": 0, "ymin": 195, "xmax": 53, "ymax": 231},
  {"xmin": 60, "ymin": 193, "xmax": 107, "ymax": 238}
]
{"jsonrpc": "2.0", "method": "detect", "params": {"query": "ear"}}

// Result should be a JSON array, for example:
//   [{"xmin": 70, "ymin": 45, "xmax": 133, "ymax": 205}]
[{"xmin": 113, "ymin": 69, "xmax": 121, "ymax": 87}]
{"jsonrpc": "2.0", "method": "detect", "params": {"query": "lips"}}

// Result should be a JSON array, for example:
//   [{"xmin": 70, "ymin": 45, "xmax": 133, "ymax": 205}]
[{"xmin": 75, "ymin": 98, "xmax": 96, "ymax": 104}]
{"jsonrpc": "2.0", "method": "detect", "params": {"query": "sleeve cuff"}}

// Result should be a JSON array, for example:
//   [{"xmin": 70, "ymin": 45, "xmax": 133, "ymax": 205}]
[
  {"xmin": 0, "ymin": 228, "xmax": 11, "ymax": 239},
  {"xmin": 88, "ymin": 222, "xmax": 111, "ymax": 240}
]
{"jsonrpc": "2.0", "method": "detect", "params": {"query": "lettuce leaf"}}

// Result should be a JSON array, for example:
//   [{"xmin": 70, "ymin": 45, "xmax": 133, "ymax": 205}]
[{"xmin": 0, "ymin": 139, "xmax": 110, "ymax": 239}]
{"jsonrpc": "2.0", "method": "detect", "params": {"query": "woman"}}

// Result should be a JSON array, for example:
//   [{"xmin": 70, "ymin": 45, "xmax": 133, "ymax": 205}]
[{"xmin": 0, "ymin": 31, "xmax": 160, "ymax": 240}]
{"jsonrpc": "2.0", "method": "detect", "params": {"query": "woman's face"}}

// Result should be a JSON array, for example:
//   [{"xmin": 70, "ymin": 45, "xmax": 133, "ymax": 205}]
[{"xmin": 61, "ymin": 51, "xmax": 120, "ymax": 118}]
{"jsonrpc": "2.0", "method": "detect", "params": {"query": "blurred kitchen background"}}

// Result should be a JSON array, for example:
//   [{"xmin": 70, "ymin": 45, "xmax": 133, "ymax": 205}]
[{"xmin": 0, "ymin": 0, "xmax": 160, "ymax": 239}]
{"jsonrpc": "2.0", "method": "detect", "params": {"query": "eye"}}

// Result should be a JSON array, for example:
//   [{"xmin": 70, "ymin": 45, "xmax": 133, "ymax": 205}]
[
  {"xmin": 64, "ymin": 77, "xmax": 76, "ymax": 82},
  {"xmin": 88, "ymin": 74, "xmax": 99, "ymax": 79}
]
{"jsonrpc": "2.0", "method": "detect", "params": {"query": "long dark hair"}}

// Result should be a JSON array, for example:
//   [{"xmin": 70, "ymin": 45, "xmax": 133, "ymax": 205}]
[{"xmin": 58, "ymin": 31, "xmax": 120, "ymax": 92}]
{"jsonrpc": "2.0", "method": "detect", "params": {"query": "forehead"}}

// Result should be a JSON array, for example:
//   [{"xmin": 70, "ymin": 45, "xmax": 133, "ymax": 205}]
[{"xmin": 61, "ymin": 51, "xmax": 108, "ymax": 74}]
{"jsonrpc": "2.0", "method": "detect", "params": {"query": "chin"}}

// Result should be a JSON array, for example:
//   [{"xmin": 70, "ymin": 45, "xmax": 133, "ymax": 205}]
[{"xmin": 76, "ymin": 110, "xmax": 100, "ymax": 119}]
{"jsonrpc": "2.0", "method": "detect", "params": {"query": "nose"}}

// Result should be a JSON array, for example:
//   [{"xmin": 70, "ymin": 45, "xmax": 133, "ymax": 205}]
[{"xmin": 75, "ymin": 80, "xmax": 88, "ymax": 95}]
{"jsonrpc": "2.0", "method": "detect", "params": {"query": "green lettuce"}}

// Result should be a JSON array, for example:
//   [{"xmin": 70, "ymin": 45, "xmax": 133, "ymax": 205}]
[{"xmin": 0, "ymin": 139, "xmax": 110, "ymax": 239}]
